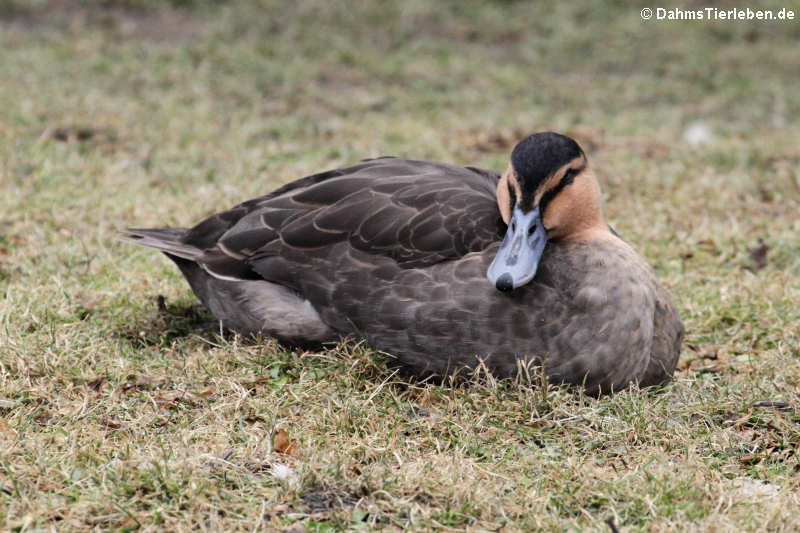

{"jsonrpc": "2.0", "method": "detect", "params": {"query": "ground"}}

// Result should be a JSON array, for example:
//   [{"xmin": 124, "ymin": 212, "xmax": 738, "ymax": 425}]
[{"xmin": 1, "ymin": 1, "xmax": 799, "ymax": 531}]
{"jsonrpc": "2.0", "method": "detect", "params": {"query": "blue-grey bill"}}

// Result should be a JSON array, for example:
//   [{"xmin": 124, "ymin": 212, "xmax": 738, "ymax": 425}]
[{"xmin": 486, "ymin": 205, "xmax": 548, "ymax": 291}]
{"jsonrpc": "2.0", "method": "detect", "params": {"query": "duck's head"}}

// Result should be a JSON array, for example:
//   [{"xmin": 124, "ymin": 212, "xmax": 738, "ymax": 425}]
[{"xmin": 487, "ymin": 131, "xmax": 606, "ymax": 291}]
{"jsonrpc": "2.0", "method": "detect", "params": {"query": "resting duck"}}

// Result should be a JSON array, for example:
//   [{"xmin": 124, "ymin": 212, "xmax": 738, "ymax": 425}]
[{"xmin": 125, "ymin": 132, "xmax": 683, "ymax": 394}]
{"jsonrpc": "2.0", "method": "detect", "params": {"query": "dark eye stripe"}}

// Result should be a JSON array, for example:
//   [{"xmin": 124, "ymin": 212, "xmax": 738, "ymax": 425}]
[{"xmin": 539, "ymin": 166, "xmax": 584, "ymax": 214}]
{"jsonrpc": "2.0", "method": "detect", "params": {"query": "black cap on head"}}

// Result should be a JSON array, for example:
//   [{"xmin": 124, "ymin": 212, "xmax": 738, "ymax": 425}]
[{"xmin": 510, "ymin": 132, "xmax": 585, "ymax": 208}]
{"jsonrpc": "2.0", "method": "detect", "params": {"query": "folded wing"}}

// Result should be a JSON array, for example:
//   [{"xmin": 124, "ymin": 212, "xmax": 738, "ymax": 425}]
[{"xmin": 178, "ymin": 158, "xmax": 503, "ymax": 282}]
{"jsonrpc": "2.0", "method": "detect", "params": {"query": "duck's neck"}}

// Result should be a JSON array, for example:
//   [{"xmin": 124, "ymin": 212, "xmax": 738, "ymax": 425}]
[{"xmin": 544, "ymin": 167, "xmax": 612, "ymax": 243}]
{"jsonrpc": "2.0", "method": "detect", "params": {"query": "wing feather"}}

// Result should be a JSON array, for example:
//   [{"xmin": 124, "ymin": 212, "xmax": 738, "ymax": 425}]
[{"xmin": 178, "ymin": 158, "xmax": 502, "ymax": 281}]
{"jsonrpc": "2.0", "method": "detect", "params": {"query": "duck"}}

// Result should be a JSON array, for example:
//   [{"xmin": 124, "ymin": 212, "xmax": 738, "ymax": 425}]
[{"xmin": 124, "ymin": 131, "xmax": 684, "ymax": 394}]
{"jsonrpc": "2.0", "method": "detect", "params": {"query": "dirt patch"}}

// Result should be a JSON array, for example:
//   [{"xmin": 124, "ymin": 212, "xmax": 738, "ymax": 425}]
[{"xmin": 0, "ymin": 0, "xmax": 208, "ymax": 43}]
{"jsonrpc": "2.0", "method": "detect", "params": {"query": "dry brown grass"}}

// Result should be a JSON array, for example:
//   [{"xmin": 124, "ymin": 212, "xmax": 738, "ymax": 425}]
[{"xmin": 1, "ymin": 1, "xmax": 799, "ymax": 531}]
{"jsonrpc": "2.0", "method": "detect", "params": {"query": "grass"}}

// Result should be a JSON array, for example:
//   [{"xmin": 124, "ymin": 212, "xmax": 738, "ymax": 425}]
[{"xmin": 1, "ymin": 0, "xmax": 799, "ymax": 530}]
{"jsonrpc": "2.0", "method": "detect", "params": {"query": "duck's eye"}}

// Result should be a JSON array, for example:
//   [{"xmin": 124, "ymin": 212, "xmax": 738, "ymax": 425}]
[
  {"xmin": 510, "ymin": 220, "xmax": 517, "ymax": 232},
  {"xmin": 528, "ymin": 224, "xmax": 537, "ymax": 236}
]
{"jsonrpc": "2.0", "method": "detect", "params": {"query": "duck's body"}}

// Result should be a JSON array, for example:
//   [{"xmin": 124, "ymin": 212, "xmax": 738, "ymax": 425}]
[{"xmin": 125, "ymin": 133, "xmax": 683, "ymax": 394}]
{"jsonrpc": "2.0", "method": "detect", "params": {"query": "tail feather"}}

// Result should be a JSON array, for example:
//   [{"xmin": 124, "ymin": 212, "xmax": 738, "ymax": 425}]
[{"xmin": 121, "ymin": 228, "xmax": 202, "ymax": 261}]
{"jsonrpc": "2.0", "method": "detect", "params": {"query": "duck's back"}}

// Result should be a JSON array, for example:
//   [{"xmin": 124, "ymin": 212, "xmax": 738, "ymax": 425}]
[{"xmin": 180, "ymin": 157, "xmax": 504, "ymax": 276}]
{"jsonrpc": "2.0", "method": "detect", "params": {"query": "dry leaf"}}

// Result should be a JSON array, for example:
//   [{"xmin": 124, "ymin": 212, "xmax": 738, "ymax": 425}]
[
  {"xmin": 101, "ymin": 418, "xmax": 127, "ymax": 430},
  {"xmin": 274, "ymin": 428, "xmax": 300, "ymax": 456},
  {"xmin": 154, "ymin": 390, "xmax": 184, "ymax": 409},
  {"xmin": 195, "ymin": 385, "xmax": 217, "ymax": 398}
]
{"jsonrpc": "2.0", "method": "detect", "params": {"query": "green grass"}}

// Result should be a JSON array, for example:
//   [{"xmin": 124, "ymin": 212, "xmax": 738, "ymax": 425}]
[{"xmin": 1, "ymin": 1, "xmax": 800, "ymax": 531}]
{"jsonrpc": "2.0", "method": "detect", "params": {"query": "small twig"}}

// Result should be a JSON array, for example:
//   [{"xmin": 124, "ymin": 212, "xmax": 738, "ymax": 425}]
[
  {"xmin": 752, "ymin": 400, "xmax": 793, "ymax": 412},
  {"xmin": 202, "ymin": 454, "xmax": 246, "ymax": 472},
  {"xmin": 251, "ymin": 499, "xmax": 268, "ymax": 533},
  {"xmin": 606, "ymin": 517, "xmax": 621, "ymax": 533}
]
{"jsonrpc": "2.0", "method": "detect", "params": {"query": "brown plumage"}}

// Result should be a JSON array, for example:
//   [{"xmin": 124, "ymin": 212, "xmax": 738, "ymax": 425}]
[{"xmin": 124, "ymin": 132, "xmax": 683, "ymax": 394}]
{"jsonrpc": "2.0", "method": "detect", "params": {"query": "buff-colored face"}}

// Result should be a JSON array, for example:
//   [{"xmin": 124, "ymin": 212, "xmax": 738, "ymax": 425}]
[{"xmin": 488, "ymin": 154, "xmax": 607, "ymax": 291}]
